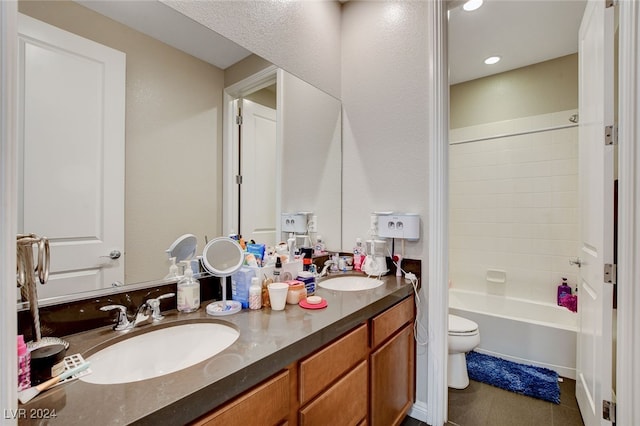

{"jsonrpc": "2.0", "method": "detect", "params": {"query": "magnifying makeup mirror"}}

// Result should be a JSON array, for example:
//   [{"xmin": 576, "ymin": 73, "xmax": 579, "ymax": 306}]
[
  {"xmin": 165, "ymin": 234, "xmax": 198, "ymax": 263},
  {"xmin": 201, "ymin": 237, "xmax": 245, "ymax": 315}
]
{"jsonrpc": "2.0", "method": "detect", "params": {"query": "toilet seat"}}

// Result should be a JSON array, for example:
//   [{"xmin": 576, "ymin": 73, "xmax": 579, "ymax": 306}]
[{"xmin": 448, "ymin": 314, "xmax": 479, "ymax": 336}]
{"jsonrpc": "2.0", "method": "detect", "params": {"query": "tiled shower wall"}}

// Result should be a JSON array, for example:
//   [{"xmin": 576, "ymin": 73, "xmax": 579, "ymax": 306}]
[{"xmin": 449, "ymin": 109, "xmax": 579, "ymax": 305}]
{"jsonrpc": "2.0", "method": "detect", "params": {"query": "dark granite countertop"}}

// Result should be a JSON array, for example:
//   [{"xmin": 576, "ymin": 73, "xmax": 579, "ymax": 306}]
[{"xmin": 19, "ymin": 274, "xmax": 415, "ymax": 425}]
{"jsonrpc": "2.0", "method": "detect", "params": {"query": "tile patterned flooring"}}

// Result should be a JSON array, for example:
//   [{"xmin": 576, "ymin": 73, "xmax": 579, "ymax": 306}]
[{"xmin": 402, "ymin": 378, "xmax": 585, "ymax": 426}]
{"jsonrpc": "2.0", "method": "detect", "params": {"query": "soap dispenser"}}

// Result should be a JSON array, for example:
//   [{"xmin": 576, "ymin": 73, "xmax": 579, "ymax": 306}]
[
  {"xmin": 177, "ymin": 266, "xmax": 200, "ymax": 313},
  {"xmin": 164, "ymin": 257, "xmax": 179, "ymax": 280}
]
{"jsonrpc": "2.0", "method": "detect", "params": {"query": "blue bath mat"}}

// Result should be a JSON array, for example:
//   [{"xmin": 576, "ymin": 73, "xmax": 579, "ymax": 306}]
[{"xmin": 466, "ymin": 351, "xmax": 560, "ymax": 404}]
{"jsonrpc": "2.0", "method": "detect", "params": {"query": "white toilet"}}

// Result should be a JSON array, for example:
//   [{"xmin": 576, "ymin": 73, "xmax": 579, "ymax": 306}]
[{"xmin": 448, "ymin": 314, "xmax": 480, "ymax": 389}]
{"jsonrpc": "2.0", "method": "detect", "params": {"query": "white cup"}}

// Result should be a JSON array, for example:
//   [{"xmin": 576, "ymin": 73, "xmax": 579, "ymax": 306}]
[{"xmin": 268, "ymin": 282, "xmax": 289, "ymax": 311}]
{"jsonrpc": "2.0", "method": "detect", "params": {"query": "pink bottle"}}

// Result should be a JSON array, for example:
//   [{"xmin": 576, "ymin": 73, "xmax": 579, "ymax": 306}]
[{"xmin": 17, "ymin": 335, "xmax": 31, "ymax": 391}]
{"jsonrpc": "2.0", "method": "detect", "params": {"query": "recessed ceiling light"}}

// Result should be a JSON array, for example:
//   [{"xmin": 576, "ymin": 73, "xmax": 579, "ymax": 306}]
[
  {"xmin": 463, "ymin": 0, "xmax": 483, "ymax": 12},
  {"xmin": 484, "ymin": 56, "xmax": 501, "ymax": 65}
]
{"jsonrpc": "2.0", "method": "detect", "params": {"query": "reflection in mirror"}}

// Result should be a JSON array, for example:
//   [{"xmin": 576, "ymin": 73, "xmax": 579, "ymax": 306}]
[{"xmin": 17, "ymin": 0, "xmax": 342, "ymax": 306}]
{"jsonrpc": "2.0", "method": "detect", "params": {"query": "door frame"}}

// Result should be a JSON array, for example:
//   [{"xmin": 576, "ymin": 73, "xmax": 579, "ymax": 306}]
[
  {"xmin": 1, "ymin": 0, "xmax": 18, "ymax": 415},
  {"xmin": 615, "ymin": 1, "xmax": 640, "ymax": 423},
  {"xmin": 222, "ymin": 65, "xmax": 278, "ymax": 239},
  {"xmin": 428, "ymin": 1, "xmax": 640, "ymax": 425}
]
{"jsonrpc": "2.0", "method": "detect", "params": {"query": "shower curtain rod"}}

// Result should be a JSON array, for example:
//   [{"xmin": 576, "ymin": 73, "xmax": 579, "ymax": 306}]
[{"xmin": 449, "ymin": 123, "xmax": 578, "ymax": 146}]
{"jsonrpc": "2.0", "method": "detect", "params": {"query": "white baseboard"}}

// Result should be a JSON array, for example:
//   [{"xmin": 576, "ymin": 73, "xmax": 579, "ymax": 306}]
[{"xmin": 408, "ymin": 400, "xmax": 428, "ymax": 423}]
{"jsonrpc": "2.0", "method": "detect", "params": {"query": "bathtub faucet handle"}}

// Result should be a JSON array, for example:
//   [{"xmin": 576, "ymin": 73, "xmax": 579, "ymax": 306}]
[{"xmin": 569, "ymin": 257, "xmax": 582, "ymax": 268}]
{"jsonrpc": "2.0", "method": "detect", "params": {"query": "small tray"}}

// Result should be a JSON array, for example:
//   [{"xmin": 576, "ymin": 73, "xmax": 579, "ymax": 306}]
[
  {"xmin": 206, "ymin": 300, "xmax": 242, "ymax": 316},
  {"xmin": 299, "ymin": 298, "xmax": 328, "ymax": 310}
]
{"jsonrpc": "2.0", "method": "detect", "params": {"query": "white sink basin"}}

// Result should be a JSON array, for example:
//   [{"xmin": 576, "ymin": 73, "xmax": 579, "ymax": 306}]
[
  {"xmin": 81, "ymin": 322, "xmax": 239, "ymax": 385},
  {"xmin": 318, "ymin": 276, "xmax": 385, "ymax": 292}
]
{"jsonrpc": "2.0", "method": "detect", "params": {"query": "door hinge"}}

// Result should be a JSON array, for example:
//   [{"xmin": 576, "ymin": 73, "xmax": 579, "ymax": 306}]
[
  {"xmin": 605, "ymin": 125, "xmax": 618, "ymax": 145},
  {"xmin": 236, "ymin": 114, "xmax": 243, "ymax": 125},
  {"xmin": 605, "ymin": 0, "xmax": 616, "ymax": 8},
  {"xmin": 603, "ymin": 399, "xmax": 616, "ymax": 423},
  {"xmin": 604, "ymin": 263, "xmax": 617, "ymax": 284},
  {"xmin": 235, "ymin": 175, "xmax": 243, "ymax": 185}
]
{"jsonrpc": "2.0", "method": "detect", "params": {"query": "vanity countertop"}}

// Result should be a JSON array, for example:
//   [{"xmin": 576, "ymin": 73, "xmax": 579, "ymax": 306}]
[{"xmin": 19, "ymin": 274, "xmax": 415, "ymax": 425}]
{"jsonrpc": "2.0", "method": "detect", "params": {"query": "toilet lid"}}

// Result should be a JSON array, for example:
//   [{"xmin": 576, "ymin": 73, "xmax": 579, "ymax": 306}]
[{"xmin": 448, "ymin": 314, "xmax": 478, "ymax": 333}]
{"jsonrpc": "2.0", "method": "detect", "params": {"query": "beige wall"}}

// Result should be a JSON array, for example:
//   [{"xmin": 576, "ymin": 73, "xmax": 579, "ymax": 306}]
[
  {"xmin": 19, "ymin": 1, "xmax": 224, "ymax": 285},
  {"xmin": 450, "ymin": 54, "xmax": 578, "ymax": 129}
]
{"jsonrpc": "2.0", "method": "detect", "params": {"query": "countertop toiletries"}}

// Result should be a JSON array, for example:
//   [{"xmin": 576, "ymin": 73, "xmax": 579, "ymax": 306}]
[
  {"xmin": 274, "ymin": 257, "xmax": 282, "ymax": 282},
  {"xmin": 177, "ymin": 267, "xmax": 200, "ymax": 313},
  {"xmin": 17, "ymin": 335, "xmax": 30, "ymax": 391},
  {"xmin": 314, "ymin": 235, "xmax": 325, "ymax": 255},
  {"xmin": 557, "ymin": 277, "xmax": 572, "ymax": 306},
  {"xmin": 286, "ymin": 280, "xmax": 307, "ymax": 304},
  {"xmin": 30, "ymin": 344, "xmax": 67, "ymax": 386},
  {"xmin": 296, "ymin": 271, "xmax": 316, "ymax": 296},
  {"xmin": 18, "ymin": 361, "xmax": 91, "ymax": 404},
  {"xmin": 249, "ymin": 277, "xmax": 262, "ymax": 310},
  {"xmin": 231, "ymin": 267, "xmax": 255, "ymax": 309},
  {"xmin": 353, "ymin": 238, "xmax": 364, "ymax": 271},
  {"xmin": 165, "ymin": 257, "xmax": 179, "ymax": 280},
  {"xmin": 287, "ymin": 233, "xmax": 296, "ymax": 263}
]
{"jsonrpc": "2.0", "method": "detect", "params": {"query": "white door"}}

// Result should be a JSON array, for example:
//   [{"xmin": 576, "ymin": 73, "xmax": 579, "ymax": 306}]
[
  {"xmin": 17, "ymin": 14, "xmax": 126, "ymax": 299},
  {"xmin": 575, "ymin": 2, "xmax": 615, "ymax": 425},
  {"xmin": 239, "ymin": 99, "xmax": 277, "ymax": 247}
]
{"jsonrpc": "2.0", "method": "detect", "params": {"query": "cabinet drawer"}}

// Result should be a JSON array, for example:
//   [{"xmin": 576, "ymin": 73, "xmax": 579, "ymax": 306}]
[
  {"xmin": 299, "ymin": 323, "xmax": 368, "ymax": 404},
  {"xmin": 371, "ymin": 296, "xmax": 414, "ymax": 348},
  {"xmin": 299, "ymin": 360, "xmax": 368, "ymax": 426},
  {"xmin": 192, "ymin": 370, "xmax": 289, "ymax": 426}
]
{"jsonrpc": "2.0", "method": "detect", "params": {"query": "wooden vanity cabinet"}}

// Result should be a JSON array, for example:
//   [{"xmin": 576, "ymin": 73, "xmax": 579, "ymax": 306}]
[
  {"xmin": 369, "ymin": 297, "xmax": 415, "ymax": 426},
  {"xmin": 298, "ymin": 324, "xmax": 369, "ymax": 425},
  {"xmin": 190, "ymin": 296, "xmax": 414, "ymax": 426},
  {"xmin": 191, "ymin": 370, "xmax": 290, "ymax": 426}
]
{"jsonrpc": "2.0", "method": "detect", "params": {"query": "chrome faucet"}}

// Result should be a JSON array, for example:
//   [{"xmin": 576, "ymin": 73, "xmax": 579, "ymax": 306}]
[{"xmin": 101, "ymin": 293, "xmax": 175, "ymax": 331}]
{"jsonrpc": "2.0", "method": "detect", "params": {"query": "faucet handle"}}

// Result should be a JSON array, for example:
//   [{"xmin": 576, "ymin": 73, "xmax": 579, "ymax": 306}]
[
  {"xmin": 146, "ymin": 293, "xmax": 175, "ymax": 321},
  {"xmin": 100, "ymin": 304, "xmax": 131, "ymax": 331}
]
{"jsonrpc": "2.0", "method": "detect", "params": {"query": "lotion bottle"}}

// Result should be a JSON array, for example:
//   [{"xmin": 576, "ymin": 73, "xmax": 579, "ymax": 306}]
[
  {"xmin": 177, "ymin": 266, "xmax": 200, "ymax": 313},
  {"xmin": 249, "ymin": 277, "xmax": 262, "ymax": 310}
]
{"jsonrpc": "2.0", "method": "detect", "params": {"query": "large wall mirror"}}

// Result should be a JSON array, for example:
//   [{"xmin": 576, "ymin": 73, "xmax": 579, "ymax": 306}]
[{"xmin": 17, "ymin": 0, "xmax": 342, "ymax": 306}]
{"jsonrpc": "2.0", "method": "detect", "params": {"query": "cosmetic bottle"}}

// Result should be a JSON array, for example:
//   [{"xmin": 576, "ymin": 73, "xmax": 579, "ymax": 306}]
[
  {"xmin": 353, "ymin": 238, "xmax": 365, "ymax": 271},
  {"xmin": 177, "ymin": 266, "xmax": 200, "ymax": 313},
  {"xmin": 274, "ymin": 257, "xmax": 283, "ymax": 282},
  {"xmin": 557, "ymin": 277, "xmax": 572, "ymax": 305},
  {"xmin": 249, "ymin": 277, "xmax": 262, "ymax": 310},
  {"xmin": 17, "ymin": 335, "xmax": 30, "ymax": 391}
]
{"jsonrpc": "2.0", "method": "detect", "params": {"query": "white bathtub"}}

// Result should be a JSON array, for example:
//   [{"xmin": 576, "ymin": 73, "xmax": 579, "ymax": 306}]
[{"xmin": 449, "ymin": 288, "xmax": 578, "ymax": 379}]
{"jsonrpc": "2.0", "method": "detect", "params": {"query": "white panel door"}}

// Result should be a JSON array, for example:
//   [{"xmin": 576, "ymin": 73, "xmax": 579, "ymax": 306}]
[
  {"xmin": 240, "ymin": 99, "xmax": 277, "ymax": 247},
  {"xmin": 575, "ymin": 2, "xmax": 615, "ymax": 425},
  {"xmin": 18, "ymin": 14, "xmax": 125, "ymax": 298}
]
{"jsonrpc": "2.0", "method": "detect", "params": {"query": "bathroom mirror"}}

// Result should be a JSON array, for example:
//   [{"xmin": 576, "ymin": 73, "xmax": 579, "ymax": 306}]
[{"xmin": 16, "ymin": 0, "xmax": 342, "ymax": 307}]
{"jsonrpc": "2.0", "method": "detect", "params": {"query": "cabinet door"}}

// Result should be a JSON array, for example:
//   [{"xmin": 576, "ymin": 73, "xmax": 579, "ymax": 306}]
[
  {"xmin": 370, "ymin": 324, "xmax": 415, "ymax": 426},
  {"xmin": 192, "ymin": 370, "xmax": 289, "ymax": 426},
  {"xmin": 299, "ymin": 360, "xmax": 368, "ymax": 426}
]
